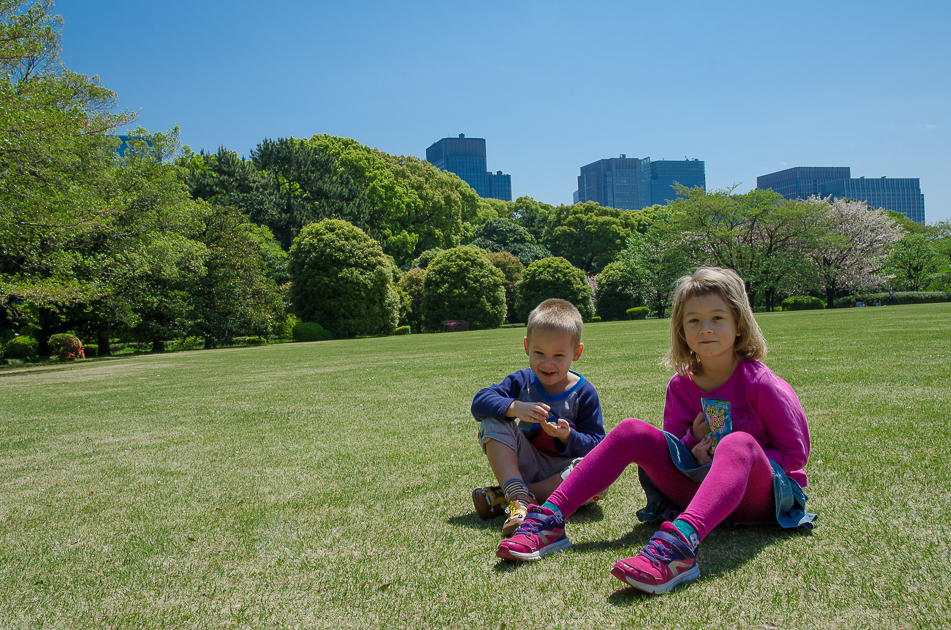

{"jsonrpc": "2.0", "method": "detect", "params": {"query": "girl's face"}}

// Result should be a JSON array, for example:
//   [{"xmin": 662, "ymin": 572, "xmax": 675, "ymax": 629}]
[{"xmin": 681, "ymin": 293, "xmax": 740, "ymax": 364}]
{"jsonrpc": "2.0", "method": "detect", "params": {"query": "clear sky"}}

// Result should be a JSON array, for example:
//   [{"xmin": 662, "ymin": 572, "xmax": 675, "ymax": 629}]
[{"xmin": 57, "ymin": 0, "xmax": 950, "ymax": 223}]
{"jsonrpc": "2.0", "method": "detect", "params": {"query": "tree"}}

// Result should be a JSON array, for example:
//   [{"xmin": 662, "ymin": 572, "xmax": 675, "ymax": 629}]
[
  {"xmin": 0, "ymin": 0, "xmax": 134, "ymax": 309},
  {"xmin": 487, "ymin": 251, "xmax": 524, "ymax": 323},
  {"xmin": 310, "ymin": 135, "xmax": 481, "ymax": 267},
  {"xmin": 422, "ymin": 246, "xmax": 506, "ymax": 330},
  {"xmin": 541, "ymin": 202, "xmax": 652, "ymax": 274},
  {"xmin": 288, "ymin": 219, "xmax": 399, "ymax": 338},
  {"xmin": 666, "ymin": 187, "xmax": 826, "ymax": 307},
  {"xmin": 251, "ymin": 138, "xmax": 368, "ymax": 249},
  {"xmin": 511, "ymin": 196, "xmax": 553, "ymax": 244},
  {"xmin": 803, "ymin": 197, "xmax": 903, "ymax": 308},
  {"xmin": 886, "ymin": 233, "xmax": 939, "ymax": 291},
  {"xmin": 616, "ymin": 211, "xmax": 696, "ymax": 318},
  {"xmin": 470, "ymin": 218, "xmax": 550, "ymax": 266},
  {"xmin": 188, "ymin": 205, "xmax": 288, "ymax": 348},
  {"xmin": 593, "ymin": 261, "xmax": 644, "ymax": 320},
  {"xmin": 516, "ymin": 257, "xmax": 594, "ymax": 323},
  {"xmin": 397, "ymin": 267, "xmax": 426, "ymax": 333}
]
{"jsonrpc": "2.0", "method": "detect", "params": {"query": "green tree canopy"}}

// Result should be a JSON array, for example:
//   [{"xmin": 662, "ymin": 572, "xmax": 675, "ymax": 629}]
[
  {"xmin": 541, "ymin": 202, "xmax": 652, "ymax": 274},
  {"xmin": 593, "ymin": 261, "xmax": 645, "ymax": 321},
  {"xmin": 288, "ymin": 219, "xmax": 398, "ymax": 338},
  {"xmin": 516, "ymin": 257, "xmax": 594, "ymax": 323},
  {"xmin": 469, "ymin": 218, "xmax": 550, "ymax": 266},
  {"xmin": 487, "ymin": 250, "xmax": 525, "ymax": 323},
  {"xmin": 422, "ymin": 246, "xmax": 506, "ymax": 331}
]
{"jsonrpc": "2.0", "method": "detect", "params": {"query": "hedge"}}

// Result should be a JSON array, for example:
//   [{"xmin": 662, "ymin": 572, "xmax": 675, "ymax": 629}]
[
  {"xmin": 781, "ymin": 296, "xmax": 826, "ymax": 311},
  {"xmin": 626, "ymin": 307, "xmax": 649, "ymax": 320},
  {"xmin": 292, "ymin": 322, "xmax": 332, "ymax": 342},
  {"xmin": 832, "ymin": 291, "xmax": 951, "ymax": 309}
]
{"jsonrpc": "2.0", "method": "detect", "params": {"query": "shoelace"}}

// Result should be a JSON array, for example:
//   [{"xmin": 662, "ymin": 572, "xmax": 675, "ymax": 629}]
[{"xmin": 640, "ymin": 537, "xmax": 675, "ymax": 568}]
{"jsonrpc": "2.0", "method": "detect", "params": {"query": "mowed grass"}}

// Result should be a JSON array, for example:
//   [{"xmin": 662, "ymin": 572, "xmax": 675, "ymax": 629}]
[{"xmin": 1, "ymin": 304, "xmax": 949, "ymax": 629}]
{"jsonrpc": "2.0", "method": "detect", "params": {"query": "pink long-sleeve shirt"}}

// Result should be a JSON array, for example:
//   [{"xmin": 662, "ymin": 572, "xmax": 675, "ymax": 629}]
[{"xmin": 664, "ymin": 360, "xmax": 811, "ymax": 487}]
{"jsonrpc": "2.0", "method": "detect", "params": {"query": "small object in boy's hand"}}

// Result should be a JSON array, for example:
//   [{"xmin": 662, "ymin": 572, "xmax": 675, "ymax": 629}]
[{"xmin": 700, "ymin": 398, "xmax": 732, "ymax": 454}]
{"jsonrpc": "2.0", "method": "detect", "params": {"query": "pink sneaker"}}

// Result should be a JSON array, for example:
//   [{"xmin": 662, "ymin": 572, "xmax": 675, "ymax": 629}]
[
  {"xmin": 610, "ymin": 521, "xmax": 700, "ymax": 594},
  {"xmin": 496, "ymin": 506, "xmax": 570, "ymax": 561}
]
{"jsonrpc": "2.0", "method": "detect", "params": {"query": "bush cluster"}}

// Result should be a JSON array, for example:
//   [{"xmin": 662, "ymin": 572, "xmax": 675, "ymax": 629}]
[
  {"xmin": 516, "ymin": 257, "xmax": 594, "ymax": 323},
  {"xmin": 594, "ymin": 261, "xmax": 643, "ymax": 321},
  {"xmin": 441, "ymin": 320, "xmax": 469, "ymax": 332},
  {"xmin": 5, "ymin": 336, "xmax": 38, "ymax": 359},
  {"xmin": 293, "ymin": 322, "xmax": 332, "ymax": 342},
  {"xmin": 84, "ymin": 344, "xmax": 98, "ymax": 357},
  {"xmin": 393, "ymin": 326, "xmax": 411, "ymax": 335},
  {"xmin": 832, "ymin": 291, "xmax": 951, "ymax": 308},
  {"xmin": 781, "ymin": 296, "xmax": 826, "ymax": 311},
  {"xmin": 626, "ymin": 307, "xmax": 649, "ymax": 320},
  {"xmin": 49, "ymin": 333, "xmax": 85, "ymax": 360},
  {"xmin": 245, "ymin": 336, "xmax": 267, "ymax": 346},
  {"xmin": 422, "ymin": 246, "xmax": 506, "ymax": 331}
]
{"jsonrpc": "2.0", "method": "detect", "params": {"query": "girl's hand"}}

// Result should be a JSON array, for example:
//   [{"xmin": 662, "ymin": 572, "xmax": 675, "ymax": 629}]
[
  {"xmin": 540, "ymin": 418, "xmax": 571, "ymax": 444},
  {"xmin": 691, "ymin": 412, "xmax": 708, "ymax": 440},
  {"xmin": 692, "ymin": 435, "xmax": 714, "ymax": 465}
]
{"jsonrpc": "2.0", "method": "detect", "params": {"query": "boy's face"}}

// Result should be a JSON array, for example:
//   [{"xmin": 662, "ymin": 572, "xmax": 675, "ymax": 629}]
[{"xmin": 524, "ymin": 329, "xmax": 583, "ymax": 393}]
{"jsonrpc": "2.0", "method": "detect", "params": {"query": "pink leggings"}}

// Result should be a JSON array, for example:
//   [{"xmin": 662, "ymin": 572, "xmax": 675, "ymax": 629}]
[{"xmin": 548, "ymin": 418, "xmax": 775, "ymax": 542}]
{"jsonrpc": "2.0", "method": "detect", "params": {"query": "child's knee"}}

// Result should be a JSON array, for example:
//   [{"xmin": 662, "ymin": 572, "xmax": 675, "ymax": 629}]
[{"xmin": 716, "ymin": 431, "xmax": 762, "ymax": 464}]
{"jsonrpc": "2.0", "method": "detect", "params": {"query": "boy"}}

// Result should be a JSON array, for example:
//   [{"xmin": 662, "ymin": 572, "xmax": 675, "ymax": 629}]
[{"xmin": 470, "ymin": 299, "xmax": 605, "ymax": 536}]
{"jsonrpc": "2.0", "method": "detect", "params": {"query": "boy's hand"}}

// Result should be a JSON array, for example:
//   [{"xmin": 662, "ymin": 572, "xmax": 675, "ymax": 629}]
[
  {"xmin": 540, "ymin": 418, "xmax": 571, "ymax": 444},
  {"xmin": 691, "ymin": 435, "xmax": 713, "ymax": 465},
  {"xmin": 690, "ymin": 412, "xmax": 708, "ymax": 440},
  {"xmin": 507, "ymin": 400, "xmax": 551, "ymax": 424}
]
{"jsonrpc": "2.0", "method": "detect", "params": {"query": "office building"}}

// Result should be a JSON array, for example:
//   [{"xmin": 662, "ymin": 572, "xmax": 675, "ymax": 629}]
[
  {"xmin": 425, "ymin": 134, "xmax": 512, "ymax": 201},
  {"xmin": 573, "ymin": 155, "xmax": 705, "ymax": 210},
  {"xmin": 757, "ymin": 167, "xmax": 926, "ymax": 223}
]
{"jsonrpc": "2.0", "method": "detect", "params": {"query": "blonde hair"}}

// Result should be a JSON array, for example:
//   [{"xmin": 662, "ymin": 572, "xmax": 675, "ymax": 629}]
[
  {"xmin": 526, "ymin": 299, "xmax": 583, "ymax": 347},
  {"xmin": 664, "ymin": 267, "xmax": 767, "ymax": 375}
]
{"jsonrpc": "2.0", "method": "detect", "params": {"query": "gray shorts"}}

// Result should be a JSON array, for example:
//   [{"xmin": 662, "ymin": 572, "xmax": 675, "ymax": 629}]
[{"xmin": 478, "ymin": 417, "xmax": 585, "ymax": 485}]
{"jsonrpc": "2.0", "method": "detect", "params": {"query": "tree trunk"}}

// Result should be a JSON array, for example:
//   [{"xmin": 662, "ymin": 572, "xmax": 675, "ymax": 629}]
[
  {"xmin": 825, "ymin": 284, "xmax": 836, "ymax": 309},
  {"xmin": 97, "ymin": 329, "xmax": 111, "ymax": 356}
]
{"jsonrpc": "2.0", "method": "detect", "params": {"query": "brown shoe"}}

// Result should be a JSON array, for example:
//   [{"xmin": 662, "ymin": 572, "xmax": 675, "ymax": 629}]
[
  {"xmin": 472, "ymin": 486, "xmax": 507, "ymax": 519},
  {"xmin": 501, "ymin": 499, "xmax": 530, "ymax": 536}
]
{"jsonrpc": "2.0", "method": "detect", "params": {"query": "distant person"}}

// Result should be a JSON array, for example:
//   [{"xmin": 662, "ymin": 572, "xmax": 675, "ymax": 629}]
[
  {"xmin": 889, "ymin": 288, "xmax": 895, "ymax": 306},
  {"xmin": 855, "ymin": 291, "xmax": 862, "ymax": 307},
  {"xmin": 496, "ymin": 267, "xmax": 816, "ymax": 595},
  {"xmin": 470, "ymin": 299, "xmax": 606, "ymax": 536},
  {"xmin": 874, "ymin": 299, "xmax": 881, "ymax": 307}
]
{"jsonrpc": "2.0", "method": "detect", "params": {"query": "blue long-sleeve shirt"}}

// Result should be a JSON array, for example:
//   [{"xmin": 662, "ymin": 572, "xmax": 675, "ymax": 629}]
[{"xmin": 471, "ymin": 368, "xmax": 605, "ymax": 458}]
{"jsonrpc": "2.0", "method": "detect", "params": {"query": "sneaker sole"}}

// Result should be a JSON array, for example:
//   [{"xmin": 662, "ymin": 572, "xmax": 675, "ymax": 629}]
[
  {"xmin": 610, "ymin": 563, "xmax": 700, "ymax": 594},
  {"xmin": 496, "ymin": 536, "xmax": 571, "ymax": 561}
]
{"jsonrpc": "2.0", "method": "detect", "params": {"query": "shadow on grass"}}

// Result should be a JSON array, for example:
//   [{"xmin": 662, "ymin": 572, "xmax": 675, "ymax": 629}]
[
  {"xmin": 446, "ymin": 503, "xmax": 605, "ymax": 532},
  {"xmin": 601, "ymin": 524, "xmax": 810, "ymax": 606}
]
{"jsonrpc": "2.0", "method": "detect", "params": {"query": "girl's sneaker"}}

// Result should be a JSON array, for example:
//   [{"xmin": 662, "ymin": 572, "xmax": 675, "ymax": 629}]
[
  {"xmin": 610, "ymin": 521, "xmax": 700, "ymax": 594},
  {"xmin": 496, "ymin": 506, "xmax": 570, "ymax": 561}
]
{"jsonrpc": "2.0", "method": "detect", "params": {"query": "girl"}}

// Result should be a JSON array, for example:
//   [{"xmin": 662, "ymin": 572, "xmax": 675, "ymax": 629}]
[{"xmin": 496, "ymin": 267, "xmax": 816, "ymax": 594}]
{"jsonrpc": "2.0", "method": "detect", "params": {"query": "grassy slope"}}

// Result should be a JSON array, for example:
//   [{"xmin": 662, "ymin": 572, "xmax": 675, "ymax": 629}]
[{"xmin": 0, "ymin": 304, "xmax": 949, "ymax": 629}]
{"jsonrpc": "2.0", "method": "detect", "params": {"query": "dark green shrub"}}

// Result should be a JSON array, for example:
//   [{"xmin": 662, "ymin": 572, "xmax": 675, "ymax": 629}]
[
  {"xmin": 781, "ymin": 296, "xmax": 825, "ymax": 311},
  {"xmin": 412, "ymin": 248, "xmax": 444, "ymax": 269},
  {"xmin": 487, "ymin": 250, "xmax": 524, "ymax": 323},
  {"xmin": 833, "ymin": 291, "xmax": 951, "ymax": 308},
  {"xmin": 179, "ymin": 336, "xmax": 204, "ymax": 350},
  {"xmin": 517, "ymin": 257, "xmax": 595, "ymax": 323},
  {"xmin": 595, "ymin": 261, "xmax": 644, "ymax": 321},
  {"xmin": 626, "ymin": 307, "xmax": 649, "ymax": 320},
  {"xmin": 5, "ymin": 336, "xmax": 38, "ymax": 359},
  {"xmin": 245, "ymin": 336, "xmax": 267, "ymax": 346},
  {"xmin": 393, "ymin": 326, "xmax": 411, "ymax": 335},
  {"xmin": 293, "ymin": 322, "xmax": 332, "ymax": 342},
  {"xmin": 84, "ymin": 344, "xmax": 98, "ymax": 357},
  {"xmin": 422, "ymin": 246, "xmax": 506, "ymax": 331},
  {"xmin": 49, "ymin": 333, "xmax": 85, "ymax": 360},
  {"xmin": 289, "ymin": 219, "xmax": 399, "ymax": 338},
  {"xmin": 397, "ymin": 267, "xmax": 426, "ymax": 333},
  {"xmin": 281, "ymin": 315, "xmax": 299, "ymax": 340}
]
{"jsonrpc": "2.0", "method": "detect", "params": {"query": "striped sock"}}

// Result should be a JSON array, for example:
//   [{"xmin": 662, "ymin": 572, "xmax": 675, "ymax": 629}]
[{"xmin": 502, "ymin": 477, "xmax": 529, "ymax": 502}]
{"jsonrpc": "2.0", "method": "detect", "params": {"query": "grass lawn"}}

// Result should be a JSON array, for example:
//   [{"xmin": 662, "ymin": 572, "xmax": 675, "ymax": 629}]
[{"xmin": 1, "ymin": 304, "xmax": 949, "ymax": 629}]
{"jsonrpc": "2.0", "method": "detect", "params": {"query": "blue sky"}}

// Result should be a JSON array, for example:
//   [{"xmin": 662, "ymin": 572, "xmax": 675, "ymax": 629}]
[{"xmin": 58, "ymin": 0, "xmax": 950, "ymax": 223}]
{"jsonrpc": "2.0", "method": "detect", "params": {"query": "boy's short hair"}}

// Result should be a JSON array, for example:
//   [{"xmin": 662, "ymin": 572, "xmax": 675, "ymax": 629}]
[
  {"xmin": 665, "ymin": 267, "xmax": 767, "ymax": 374},
  {"xmin": 526, "ymin": 299, "xmax": 583, "ymax": 347}
]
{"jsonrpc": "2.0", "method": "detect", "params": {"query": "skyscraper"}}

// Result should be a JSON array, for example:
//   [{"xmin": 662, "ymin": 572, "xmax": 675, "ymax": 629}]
[
  {"xmin": 425, "ymin": 134, "xmax": 512, "ymax": 201},
  {"xmin": 756, "ymin": 167, "xmax": 926, "ymax": 223},
  {"xmin": 573, "ymin": 156, "xmax": 705, "ymax": 210}
]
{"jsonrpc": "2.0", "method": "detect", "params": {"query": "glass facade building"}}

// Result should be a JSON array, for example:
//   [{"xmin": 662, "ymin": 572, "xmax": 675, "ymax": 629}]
[
  {"xmin": 757, "ymin": 167, "xmax": 926, "ymax": 223},
  {"xmin": 425, "ymin": 134, "xmax": 512, "ymax": 201},
  {"xmin": 573, "ymin": 156, "xmax": 705, "ymax": 210}
]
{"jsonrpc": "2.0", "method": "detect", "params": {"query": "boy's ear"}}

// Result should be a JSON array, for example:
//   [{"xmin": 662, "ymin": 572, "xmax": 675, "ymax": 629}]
[
  {"xmin": 523, "ymin": 336, "xmax": 529, "ymax": 355},
  {"xmin": 573, "ymin": 343, "xmax": 584, "ymax": 361}
]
